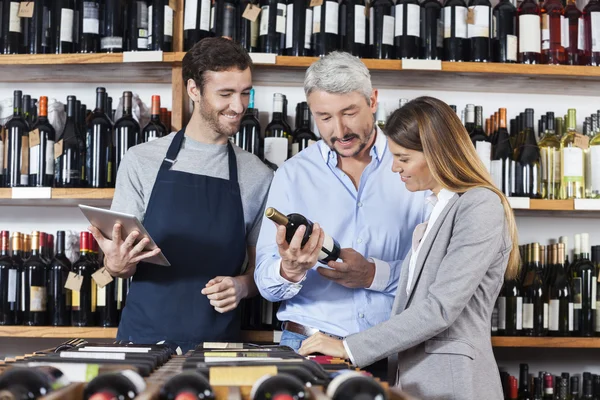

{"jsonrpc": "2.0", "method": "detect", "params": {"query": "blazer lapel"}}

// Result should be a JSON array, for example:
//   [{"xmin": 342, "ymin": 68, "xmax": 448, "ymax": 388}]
[
  {"xmin": 405, "ymin": 194, "xmax": 460, "ymax": 306},
  {"xmin": 393, "ymin": 253, "xmax": 412, "ymax": 314}
]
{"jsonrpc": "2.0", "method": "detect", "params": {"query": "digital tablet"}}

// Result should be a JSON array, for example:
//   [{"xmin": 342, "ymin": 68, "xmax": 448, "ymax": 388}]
[{"xmin": 78, "ymin": 204, "xmax": 171, "ymax": 267}]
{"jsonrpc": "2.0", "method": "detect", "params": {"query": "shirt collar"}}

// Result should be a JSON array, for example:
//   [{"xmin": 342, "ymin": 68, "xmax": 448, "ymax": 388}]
[
  {"xmin": 429, "ymin": 188, "xmax": 456, "ymax": 206},
  {"xmin": 318, "ymin": 126, "xmax": 387, "ymax": 165}
]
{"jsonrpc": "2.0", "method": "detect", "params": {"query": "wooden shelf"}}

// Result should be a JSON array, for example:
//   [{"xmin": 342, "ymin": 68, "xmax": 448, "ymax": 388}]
[
  {"xmin": 0, "ymin": 188, "xmax": 114, "ymax": 206},
  {"xmin": 492, "ymin": 337, "xmax": 600, "ymax": 348}
]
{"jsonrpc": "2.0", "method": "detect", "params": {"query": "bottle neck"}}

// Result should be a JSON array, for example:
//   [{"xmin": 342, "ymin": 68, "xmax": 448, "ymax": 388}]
[
  {"xmin": 55, "ymin": 234, "xmax": 65, "ymax": 257},
  {"xmin": 96, "ymin": 91, "xmax": 105, "ymax": 113}
]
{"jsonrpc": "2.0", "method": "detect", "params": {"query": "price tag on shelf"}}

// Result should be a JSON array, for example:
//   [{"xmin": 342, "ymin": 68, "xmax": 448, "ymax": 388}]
[
  {"xmin": 29, "ymin": 129, "xmax": 40, "ymax": 148},
  {"xmin": 18, "ymin": 2, "xmax": 34, "ymax": 18},
  {"xmin": 574, "ymin": 199, "xmax": 600, "ymax": 210},
  {"xmin": 203, "ymin": 342, "xmax": 244, "ymax": 349},
  {"xmin": 209, "ymin": 366, "xmax": 277, "ymax": 386},
  {"xmin": 169, "ymin": 0, "xmax": 177, "ymax": 10},
  {"xmin": 402, "ymin": 59, "xmax": 442, "ymax": 70},
  {"xmin": 54, "ymin": 140, "xmax": 63, "ymax": 159},
  {"xmin": 248, "ymin": 53, "xmax": 276, "ymax": 64},
  {"xmin": 92, "ymin": 267, "xmax": 114, "ymax": 288},
  {"xmin": 65, "ymin": 272, "xmax": 83, "ymax": 292},
  {"xmin": 507, "ymin": 197, "xmax": 530, "ymax": 209},
  {"xmin": 242, "ymin": 3, "xmax": 261, "ymax": 22},
  {"xmin": 11, "ymin": 187, "xmax": 51, "ymax": 199},
  {"xmin": 574, "ymin": 133, "xmax": 590, "ymax": 150},
  {"xmin": 123, "ymin": 51, "xmax": 163, "ymax": 63},
  {"xmin": 310, "ymin": 0, "xmax": 323, "ymax": 7}
]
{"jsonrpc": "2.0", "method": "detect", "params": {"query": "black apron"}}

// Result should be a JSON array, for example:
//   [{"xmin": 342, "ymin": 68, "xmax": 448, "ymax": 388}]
[{"xmin": 116, "ymin": 129, "xmax": 247, "ymax": 352}]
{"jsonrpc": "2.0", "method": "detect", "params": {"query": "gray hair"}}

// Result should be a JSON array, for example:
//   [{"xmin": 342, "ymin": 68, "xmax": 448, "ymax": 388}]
[{"xmin": 304, "ymin": 52, "xmax": 373, "ymax": 104}]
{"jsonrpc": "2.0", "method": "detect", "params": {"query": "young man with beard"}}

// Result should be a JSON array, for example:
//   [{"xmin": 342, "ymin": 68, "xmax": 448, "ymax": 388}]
[
  {"xmin": 255, "ymin": 52, "xmax": 428, "ymax": 354},
  {"xmin": 89, "ymin": 38, "xmax": 273, "ymax": 352}
]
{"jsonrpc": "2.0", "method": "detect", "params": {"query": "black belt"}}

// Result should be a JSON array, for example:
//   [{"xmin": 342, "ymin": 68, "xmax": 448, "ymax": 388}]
[{"xmin": 282, "ymin": 321, "xmax": 345, "ymax": 340}]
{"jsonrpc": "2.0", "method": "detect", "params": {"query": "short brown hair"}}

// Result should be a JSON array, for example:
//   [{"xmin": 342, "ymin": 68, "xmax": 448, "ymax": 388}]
[{"xmin": 182, "ymin": 37, "xmax": 253, "ymax": 93}]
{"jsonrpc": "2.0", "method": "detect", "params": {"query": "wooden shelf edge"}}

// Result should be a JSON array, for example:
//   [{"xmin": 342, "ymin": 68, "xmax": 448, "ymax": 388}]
[
  {"xmin": 0, "ymin": 326, "xmax": 118, "ymax": 338},
  {"xmin": 529, "ymin": 199, "xmax": 574, "ymax": 211},
  {"xmin": 492, "ymin": 336, "xmax": 600, "ymax": 348},
  {"xmin": 0, "ymin": 188, "xmax": 114, "ymax": 200}
]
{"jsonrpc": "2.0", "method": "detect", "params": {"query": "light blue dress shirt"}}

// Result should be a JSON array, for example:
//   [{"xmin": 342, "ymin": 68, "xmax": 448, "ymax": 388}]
[{"xmin": 254, "ymin": 128, "xmax": 429, "ymax": 337}]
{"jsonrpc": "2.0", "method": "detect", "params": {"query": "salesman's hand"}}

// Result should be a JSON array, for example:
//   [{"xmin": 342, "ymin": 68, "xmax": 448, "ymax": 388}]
[
  {"xmin": 202, "ymin": 276, "xmax": 246, "ymax": 313},
  {"xmin": 276, "ymin": 223, "xmax": 325, "ymax": 283},
  {"xmin": 88, "ymin": 223, "xmax": 162, "ymax": 278},
  {"xmin": 318, "ymin": 248, "xmax": 375, "ymax": 289},
  {"xmin": 298, "ymin": 332, "xmax": 349, "ymax": 359}
]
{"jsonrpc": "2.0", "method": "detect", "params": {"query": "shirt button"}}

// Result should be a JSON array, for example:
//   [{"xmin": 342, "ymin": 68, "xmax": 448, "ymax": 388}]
[
  {"xmin": 357, "ymin": 202, "xmax": 363, "ymax": 207},
  {"xmin": 359, "ymin": 313, "xmax": 364, "ymax": 318},
  {"xmin": 357, "ymin": 238, "xmax": 363, "ymax": 244}
]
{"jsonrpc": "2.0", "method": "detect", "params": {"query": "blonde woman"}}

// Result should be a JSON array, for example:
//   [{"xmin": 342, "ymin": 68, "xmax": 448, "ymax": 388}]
[{"xmin": 299, "ymin": 96, "xmax": 519, "ymax": 400}]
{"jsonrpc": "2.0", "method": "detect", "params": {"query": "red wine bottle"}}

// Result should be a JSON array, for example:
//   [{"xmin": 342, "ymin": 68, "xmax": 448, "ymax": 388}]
[
  {"xmin": 125, "ymin": 0, "xmax": 150, "ymax": 51},
  {"xmin": 78, "ymin": 0, "xmax": 100, "ymax": 53},
  {"xmin": 148, "ymin": 0, "xmax": 174, "ymax": 51},
  {"xmin": 563, "ymin": 0, "xmax": 583, "ymax": 65},
  {"xmin": 29, "ymin": 96, "xmax": 55, "ymax": 187},
  {"xmin": 420, "ymin": 0, "xmax": 443, "ymax": 60},
  {"xmin": 339, "ymin": 0, "xmax": 367, "ymax": 57},
  {"xmin": 583, "ymin": 0, "xmax": 600, "ymax": 65},
  {"xmin": 326, "ymin": 371, "xmax": 386, "ymax": 400},
  {"xmin": 467, "ymin": 0, "xmax": 492, "ymax": 62},
  {"xmin": 52, "ymin": 0, "xmax": 76, "ymax": 53},
  {"xmin": 0, "ymin": 366, "xmax": 69, "ymax": 397},
  {"xmin": 394, "ymin": 0, "xmax": 420, "ymax": 59},
  {"xmin": 159, "ymin": 371, "xmax": 215, "ymax": 400},
  {"xmin": 0, "ymin": 231, "xmax": 18, "ymax": 325},
  {"xmin": 23, "ymin": 231, "xmax": 48, "ymax": 326},
  {"xmin": 184, "ymin": 0, "xmax": 213, "ymax": 51},
  {"xmin": 114, "ymin": 91, "xmax": 141, "ymax": 173},
  {"xmin": 236, "ymin": 89, "xmax": 263, "ymax": 158},
  {"xmin": 2, "ymin": 1, "xmax": 24, "ymax": 54},
  {"xmin": 213, "ymin": 0, "xmax": 238, "ymax": 40},
  {"xmin": 517, "ymin": 0, "xmax": 542, "ymax": 64},
  {"xmin": 72, "ymin": 232, "xmax": 98, "ymax": 327},
  {"xmin": 443, "ymin": 0, "xmax": 468, "ymax": 61},
  {"xmin": 83, "ymin": 370, "xmax": 146, "ymax": 400},
  {"xmin": 292, "ymin": 102, "xmax": 317, "ymax": 156},
  {"xmin": 85, "ymin": 87, "xmax": 114, "ymax": 188},
  {"xmin": 369, "ymin": 0, "xmax": 395, "ymax": 59},
  {"xmin": 143, "ymin": 95, "xmax": 167, "ymax": 142},
  {"xmin": 285, "ymin": 0, "xmax": 312, "ymax": 56},
  {"xmin": 540, "ymin": 0, "xmax": 566, "ymax": 64},
  {"xmin": 58, "ymin": 95, "xmax": 84, "ymax": 188},
  {"xmin": 259, "ymin": 0, "xmax": 287, "ymax": 54},
  {"xmin": 265, "ymin": 207, "xmax": 341, "ymax": 263},
  {"xmin": 312, "ymin": 0, "xmax": 339, "ymax": 56},
  {"xmin": 48, "ymin": 231, "xmax": 72, "ymax": 326},
  {"xmin": 250, "ymin": 373, "xmax": 308, "ymax": 400},
  {"xmin": 26, "ymin": 0, "xmax": 52, "ymax": 54},
  {"xmin": 492, "ymin": 0, "xmax": 517, "ymax": 62},
  {"xmin": 5, "ymin": 90, "xmax": 30, "ymax": 187}
]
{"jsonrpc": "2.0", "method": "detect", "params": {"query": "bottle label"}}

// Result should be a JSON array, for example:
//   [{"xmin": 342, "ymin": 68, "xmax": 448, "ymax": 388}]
[
  {"xmin": 437, "ymin": 18, "xmax": 443, "ymax": 48},
  {"xmin": 596, "ymin": 307, "xmax": 600, "ymax": 332},
  {"xmin": 285, "ymin": 3, "xmax": 294, "ymax": 48},
  {"xmin": 590, "ymin": 146, "xmax": 600, "ymax": 191},
  {"xmin": 164, "ymin": 5, "xmax": 174, "ymax": 37},
  {"xmin": 498, "ymin": 296, "xmax": 506, "ymax": 330},
  {"xmin": 46, "ymin": 140, "xmax": 54, "ymax": 175},
  {"xmin": 475, "ymin": 141, "xmax": 491, "ymax": 173},
  {"xmin": 264, "ymin": 137, "xmax": 288, "ymax": 167},
  {"xmin": 305, "ymin": 9, "xmax": 313, "ymax": 49},
  {"xmin": 313, "ymin": 5, "xmax": 321, "ymax": 34},
  {"xmin": 444, "ymin": 6, "xmax": 467, "ymax": 39},
  {"xmin": 21, "ymin": 271, "xmax": 25, "ymax": 312},
  {"xmin": 383, "ymin": 15, "xmax": 395, "ymax": 45},
  {"xmin": 259, "ymin": 6, "xmax": 269, "ymax": 36},
  {"xmin": 562, "ymin": 146, "xmax": 584, "ymax": 179},
  {"xmin": 395, "ymin": 4, "xmax": 420, "ymax": 38},
  {"xmin": 549, "ymin": 299, "xmax": 560, "ymax": 331},
  {"xmin": 60, "ymin": 8, "xmax": 75, "ymax": 43},
  {"xmin": 0, "ymin": 141, "xmax": 4, "ymax": 177},
  {"xmin": 505, "ymin": 34, "xmax": 517, "ymax": 61},
  {"xmin": 569, "ymin": 302, "xmax": 574, "ymax": 331},
  {"xmin": 592, "ymin": 12, "xmax": 600, "ymax": 52},
  {"xmin": 72, "ymin": 289, "xmax": 80, "ymax": 310},
  {"xmin": 318, "ymin": 234, "xmax": 337, "ymax": 261},
  {"xmin": 325, "ymin": 1, "xmax": 338, "ymax": 34},
  {"xmin": 578, "ymin": 17, "xmax": 585, "ymax": 51},
  {"xmin": 355, "ymin": 5, "xmax": 366, "ymax": 44},
  {"xmin": 97, "ymin": 284, "xmax": 106, "ymax": 307},
  {"xmin": 573, "ymin": 277, "xmax": 583, "ymax": 309},
  {"xmin": 543, "ymin": 302, "xmax": 549, "ymax": 329},
  {"xmin": 592, "ymin": 280, "xmax": 597, "ymax": 310},
  {"xmin": 185, "ymin": 0, "xmax": 199, "ymax": 30},
  {"xmin": 200, "ymin": 0, "xmax": 211, "ymax": 31},
  {"xmin": 369, "ymin": 7, "xmax": 374, "ymax": 46},
  {"xmin": 490, "ymin": 159, "xmax": 502, "ymax": 190},
  {"xmin": 467, "ymin": 5, "xmax": 490, "ymax": 38},
  {"xmin": 276, "ymin": 3, "xmax": 286, "ymax": 34},
  {"xmin": 519, "ymin": 14, "xmax": 541, "ymax": 53},
  {"xmin": 9, "ymin": 2, "xmax": 21, "ymax": 33},
  {"xmin": 148, "ymin": 5, "xmax": 153, "ymax": 40},
  {"xmin": 7, "ymin": 269, "xmax": 16, "ymax": 303},
  {"xmin": 522, "ymin": 303, "xmax": 534, "ymax": 329},
  {"xmin": 20, "ymin": 136, "xmax": 29, "ymax": 186},
  {"xmin": 561, "ymin": 16, "xmax": 569, "ymax": 49},
  {"xmin": 210, "ymin": 5, "xmax": 214, "ymax": 30},
  {"xmin": 29, "ymin": 144, "xmax": 39, "ymax": 175},
  {"xmin": 541, "ymin": 14, "xmax": 550, "ymax": 50},
  {"xmin": 541, "ymin": 147, "xmax": 561, "ymax": 184},
  {"xmin": 30, "ymin": 286, "xmax": 47, "ymax": 312},
  {"xmin": 491, "ymin": 304, "xmax": 499, "ymax": 333},
  {"xmin": 82, "ymin": 2, "xmax": 99, "ymax": 34},
  {"xmin": 91, "ymin": 279, "xmax": 97, "ymax": 312},
  {"xmin": 101, "ymin": 37, "xmax": 123, "ymax": 50}
]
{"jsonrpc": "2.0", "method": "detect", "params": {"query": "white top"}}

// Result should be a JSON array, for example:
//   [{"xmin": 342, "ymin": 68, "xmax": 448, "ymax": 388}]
[{"xmin": 406, "ymin": 189, "xmax": 456, "ymax": 294}]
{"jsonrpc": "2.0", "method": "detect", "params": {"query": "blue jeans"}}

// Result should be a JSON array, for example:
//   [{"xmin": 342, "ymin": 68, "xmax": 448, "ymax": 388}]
[{"xmin": 279, "ymin": 330, "xmax": 308, "ymax": 352}]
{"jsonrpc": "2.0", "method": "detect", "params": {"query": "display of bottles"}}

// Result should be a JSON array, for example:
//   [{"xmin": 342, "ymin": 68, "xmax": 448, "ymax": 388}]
[
  {"xmin": 85, "ymin": 87, "xmax": 114, "ymax": 189},
  {"xmin": 468, "ymin": 0, "xmax": 492, "ymax": 62},
  {"xmin": 22, "ymin": 231, "xmax": 48, "ymax": 326},
  {"xmin": 29, "ymin": 96, "xmax": 55, "ymax": 187},
  {"xmin": 517, "ymin": 0, "xmax": 542, "ymax": 64},
  {"xmin": 443, "ymin": 0, "xmax": 468, "ymax": 61},
  {"xmin": 0, "ymin": 231, "xmax": 18, "ymax": 325},
  {"xmin": 370, "ymin": 0, "xmax": 395, "ymax": 59},
  {"xmin": 265, "ymin": 207, "xmax": 341, "ymax": 263},
  {"xmin": 264, "ymin": 93, "xmax": 291, "ymax": 168},
  {"xmin": 5, "ymin": 90, "xmax": 30, "ymax": 187},
  {"xmin": 0, "ymin": 366, "xmax": 69, "ymax": 398},
  {"xmin": 148, "ymin": 0, "xmax": 174, "ymax": 51},
  {"xmin": 340, "ymin": 0, "xmax": 367, "ymax": 57},
  {"xmin": 159, "ymin": 371, "xmax": 215, "ymax": 400},
  {"xmin": 184, "ymin": 0, "xmax": 213, "ymax": 51},
  {"xmin": 234, "ymin": 88, "xmax": 262, "ymax": 158},
  {"xmin": 394, "ymin": 0, "xmax": 420, "ymax": 59},
  {"xmin": 259, "ymin": 0, "xmax": 287, "ymax": 54},
  {"xmin": 114, "ymin": 91, "xmax": 141, "ymax": 173},
  {"xmin": 143, "ymin": 95, "xmax": 168, "ymax": 143},
  {"xmin": 72, "ymin": 232, "xmax": 98, "ymax": 327},
  {"xmin": 560, "ymin": 109, "xmax": 585, "ymax": 199},
  {"xmin": 83, "ymin": 369, "xmax": 146, "ymax": 399},
  {"xmin": 285, "ymin": 0, "xmax": 311, "ymax": 56},
  {"xmin": 420, "ymin": 0, "xmax": 443, "ymax": 60},
  {"xmin": 493, "ymin": 0, "xmax": 517, "ymax": 63}
]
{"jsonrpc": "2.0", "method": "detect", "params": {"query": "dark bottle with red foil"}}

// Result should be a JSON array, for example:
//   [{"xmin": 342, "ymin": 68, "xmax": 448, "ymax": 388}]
[
  {"xmin": 143, "ymin": 96, "xmax": 168, "ymax": 143},
  {"xmin": 71, "ymin": 232, "xmax": 98, "ymax": 327},
  {"xmin": 517, "ymin": 0, "xmax": 542, "ymax": 64},
  {"xmin": 540, "ymin": 0, "xmax": 566, "ymax": 64},
  {"xmin": 583, "ymin": 0, "xmax": 600, "ymax": 65},
  {"xmin": 23, "ymin": 231, "xmax": 48, "ymax": 326},
  {"xmin": 83, "ymin": 370, "xmax": 146, "ymax": 400},
  {"xmin": 0, "ymin": 231, "xmax": 19, "ymax": 325},
  {"xmin": 564, "ymin": 0, "xmax": 583, "ymax": 65},
  {"xmin": 48, "ymin": 231, "xmax": 72, "ymax": 327},
  {"xmin": 159, "ymin": 371, "xmax": 215, "ymax": 400}
]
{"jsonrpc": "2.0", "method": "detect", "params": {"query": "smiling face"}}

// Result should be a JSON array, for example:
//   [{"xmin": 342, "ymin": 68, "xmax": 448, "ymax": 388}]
[
  {"xmin": 197, "ymin": 68, "xmax": 253, "ymax": 138},
  {"xmin": 388, "ymin": 138, "xmax": 441, "ymax": 193},
  {"xmin": 307, "ymin": 90, "xmax": 378, "ymax": 158}
]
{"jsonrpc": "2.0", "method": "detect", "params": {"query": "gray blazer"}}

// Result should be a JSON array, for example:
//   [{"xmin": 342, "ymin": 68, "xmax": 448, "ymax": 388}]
[{"xmin": 345, "ymin": 187, "xmax": 511, "ymax": 400}]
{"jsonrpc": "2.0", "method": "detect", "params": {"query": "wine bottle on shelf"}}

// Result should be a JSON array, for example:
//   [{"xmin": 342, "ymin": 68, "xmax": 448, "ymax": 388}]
[
  {"xmin": 394, "ymin": 0, "xmax": 420, "ymax": 59},
  {"xmin": 22, "ymin": 231, "xmax": 48, "ymax": 326},
  {"xmin": 541, "ymin": 0, "xmax": 566, "ymax": 64},
  {"xmin": 443, "ymin": 0, "xmax": 468, "ymax": 61},
  {"xmin": 491, "ymin": 108, "xmax": 514, "ymax": 197},
  {"xmin": 236, "ymin": 88, "xmax": 263, "ymax": 158},
  {"xmin": 583, "ymin": 0, "xmax": 600, "ymax": 66},
  {"xmin": 96, "ymin": 274, "xmax": 118, "ymax": 328},
  {"xmin": 470, "ymin": 105, "xmax": 491, "ymax": 173},
  {"xmin": 25, "ymin": 0, "xmax": 52, "ymax": 54},
  {"xmin": 259, "ymin": 0, "xmax": 287, "ymax": 54},
  {"xmin": 83, "ymin": 370, "xmax": 146, "ymax": 400},
  {"xmin": 29, "ymin": 96, "xmax": 55, "ymax": 187},
  {"xmin": 533, "ymin": 377, "xmax": 543, "ymax": 400},
  {"xmin": 339, "ymin": 0, "xmax": 367, "ymax": 57},
  {"xmin": 0, "ymin": 231, "xmax": 18, "ymax": 325},
  {"xmin": 125, "ymin": 0, "xmax": 150, "ymax": 51},
  {"xmin": 213, "ymin": 0, "xmax": 238, "ymax": 40},
  {"xmin": 148, "ymin": 0, "xmax": 174, "ymax": 51},
  {"xmin": 564, "ymin": 0, "xmax": 583, "ymax": 65},
  {"xmin": 250, "ymin": 373, "xmax": 308, "ymax": 400},
  {"xmin": 143, "ymin": 95, "xmax": 168, "ymax": 142},
  {"xmin": 560, "ymin": 109, "xmax": 585, "ymax": 199},
  {"xmin": 369, "ymin": 0, "xmax": 395, "ymax": 59},
  {"xmin": 312, "ymin": 0, "xmax": 340, "ymax": 57},
  {"xmin": 239, "ymin": 0, "xmax": 259, "ymax": 53},
  {"xmin": 0, "ymin": 366, "xmax": 69, "ymax": 398},
  {"xmin": 264, "ymin": 93, "xmax": 291, "ymax": 169},
  {"xmin": 184, "ymin": 0, "xmax": 213, "ymax": 51},
  {"xmin": 11, "ymin": 233, "xmax": 24, "ymax": 325},
  {"xmin": 518, "ymin": 364, "xmax": 532, "ymax": 398},
  {"xmin": 420, "ymin": 0, "xmax": 443, "ymax": 60},
  {"xmin": 58, "ymin": 95, "xmax": 84, "ymax": 188},
  {"xmin": 292, "ymin": 102, "xmax": 318, "ymax": 156},
  {"xmin": 573, "ymin": 233, "xmax": 597, "ymax": 337},
  {"xmin": 522, "ymin": 243, "xmax": 548, "ymax": 336},
  {"xmin": 539, "ymin": 112, "xmax": 561, "ymax": 200},
  {"xmin": 22, "ymin": 94, "xmax": 33, "ymax": 129},
  {"xmin": 467, "ymin": 0, "xmax": 491, "ymax": 62},
  {"xmin": 571, "ymin": 376, "xmax": 580, "ymax": 399},
  {"xmin": 85, "ymin": 87, "xmax": 114, "ymax": 189},
  {"xmin": 72, "ymin": 232, "xmax": 98, "ymax": 327},
  {"xmin": 265, "ymin": 207, "xmax": 341, "ymax": 263},
  {"xmin": 114, "ymin": 91, "xmax": 141, "ymax": 173},
  {"xmin": 52, "ymin": 0, "xmax": 75, "ymax": 54},
  {"xmin": 549, "ymin": 243, "xmax": 573, "ymax": 336},
  {"xmin": 2, "ymin": 1, "xmax": 24, "ymax": 54},
  {"xmin": 517, "ymin": 0, "xmax": 542, "ymax": 64},
  {"xmin": 593, "ymin": 246, "xmax": 600, "ymax": 336},
  {"xmin": 284, "ymin": 0, "xmax": 310, "ymax": 56},
  {"xmin": 48, "ymin": 231, "xmax": 71, "ymax": 327},
  {"xmin": 515, "ymin": 109, "xmax": 541, "ymax": 198},
  {"xmin": 497, "ymin": 275, "xmax": 523, "ymax": 336},
  {"xmin": 78, "ymin": 0, "xmax": 100, "ymax": 53},
  {"xmin": 326, "ymin": 371, "xmax": 387, "ymax": 400},
  {"xmin": 158, "ymin": 371, "xmax": 215, "ymax": 400},
  {"xmin": 5, "ymin": 90, "xmax": 30, "ymax": 187},
  {"xmin": 493, "ymin": 0, "xmax": 517, "ymax": 62}
]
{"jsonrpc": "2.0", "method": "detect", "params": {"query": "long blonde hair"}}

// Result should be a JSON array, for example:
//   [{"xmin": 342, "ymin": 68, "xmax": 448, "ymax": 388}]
[{"xmin": 385, "ymin": 96, "xmax": 519, "ymax": 280}]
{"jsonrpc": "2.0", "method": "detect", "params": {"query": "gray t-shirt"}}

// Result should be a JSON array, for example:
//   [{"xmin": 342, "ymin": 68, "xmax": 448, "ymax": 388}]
[{"xmin": 110, "ymin": 132, "xmax": 274, "ymax": 246}]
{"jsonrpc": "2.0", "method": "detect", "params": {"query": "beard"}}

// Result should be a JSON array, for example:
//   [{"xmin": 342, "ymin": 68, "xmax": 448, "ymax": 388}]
[
  {"xmin": 327, "ymin": 122, "xmax": 376, "ymax": 158},
  {"xmin": 199, "ymin": 97, "xmax": 243, "ymax": 137}
]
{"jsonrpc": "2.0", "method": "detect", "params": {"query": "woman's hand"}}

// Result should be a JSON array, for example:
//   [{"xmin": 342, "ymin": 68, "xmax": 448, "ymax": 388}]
[{"xmin": 298, "ymin": 332, "xmax": 350, "ymax": 359}]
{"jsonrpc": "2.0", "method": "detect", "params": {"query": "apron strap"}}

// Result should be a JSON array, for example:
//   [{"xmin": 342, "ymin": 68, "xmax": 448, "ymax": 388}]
[
  {"xmin": 158, "ymin": 129, "xmax": 186, "ymax": 174},
  {"xmin": 226, "ymin": 141, "xmax": 239, "ymax": 186}
]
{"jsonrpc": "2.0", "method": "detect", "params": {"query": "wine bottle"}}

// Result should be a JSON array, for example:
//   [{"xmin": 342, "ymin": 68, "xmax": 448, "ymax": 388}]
[
  {"xmin": 0, "ymin": 231, "xmax": 18, "ymax": 325},
  {"xmin": 543, "ymin": 374, "xmax": 554, "ymax": 400},
  {"xmin": 57, "ymin": 96, "xmax": 84, "ymax": 188},
  {"xmin": 470, "ymin": 105, "xmax": 492, "ymax": 173},
  {"xmin": 264, "ymin": 93, "xmax": 291, "ymax": 169},
  {"xmin": 72, "ymin": 232, "xmax": 98, "ymax": 327},
  {"xmin": 549, "ymin": 243, "xmax": 573, "ymax": 336},
  {"xmin": 571, "ymin": 377, "xmax": 580, "ymax": 399},
  {"xmin": 47, "ymin": 231, "xmax": 71, "ymax": 326},
  {"xmin": 518, "ymin": 363, "xmax": 532, "ymax": 399},
  {"xmin": 522, "ymin": 243, "xmax": 547, "ymax": 336},
  {"xmin": 369, "ymin": 0, "xmax": 395, "ymax": 59},
  {"xmin": 142, "ymin": 95, "xmax": 168, "ymax": 142},
  {"xmin": 492, "ymin": 0, "xmax": 517, "ymax": 62},
  {"xmin": 394, "ymin": 0, "xmax": 420, "ymax": 59},
  {"xmin": 443, "ymin": 0, "xmax": 468, "ymax": 61},
  {"xmin": 491, "ymin": 108, "xmax": 514, "ymax": 197},
  {"xmin": 467, "ymin": 0, "xmax": 491, "ymax": 62},
  {"xmin": 5, "ymin": 90, "xmax": 30, "ymax": 187},
  {"xmin": 259, "ymin": 0, "xmax": 287, "ymax": 54},
  {"xmin": 284, "ymin": 0, "xmax": 309, "ymax": 56},
  {"xmin": 541, "ymin": 0, "xmax": 566, "ymax": 64},
  {"xmin": 22, "ymin": 231, "xmax": 48, "ymax": 326},
  {"xmin": 573, "ymin": 233, "xmax": 597, "ymax": 337},
  {"xmin": 85, "ymin": 87, "xmax": 114, "ymax": 188},
  {"xmin": 101, "ymin": 0, "xmax": 125, "ymax": 53},
  {"xmin": 78, "ymin": 0, "xmax": 100, "ymax": 53},
  {"xmin": 52, "ymin": 0, "xmax": 76, "ymax": 53},
  {"xmin": 114, "ymin": 91, "xmax": 141, "ymax": 173},
  {"xmin": 2, "ymin": 1, "xmax": 24, "ymax": 54},
  {"xmin": 239, "ymin": 0, "xmax": 259, "ymax": 52},
  {"xmin": 312, "ymin": 0, "xmax": 340, "ymax": 56},
  {"xmin": 159, "ymin": 371, "xmax": 215, "ymax": 400},
  {"xmin": 560, "ymin": 109, "xmax": 585, "ymax": 199},
  {"xmin": 250, "ymin": 373, "xmax": 308, "ymax": 400},
  {"xmin": 184, "ymin": 0, "xmax": 213, "ymax": 51},
  {"xmin": 539, "ymin": 112, "xmax": 561, "ymax": 199},
  {"xmin": 83, "ymin": 370, "xmax": 146, "ymax": 400},
  {"xmin": 420, "ymin": 0, "xmax": 443, "ymax": 60},
  {"xmin": 339, "ymin": 0, "xmax": 366, "ymax": 57},
  {"xmin": 582, "ymin": 378, "xmax": 593, "ymax": 399},
  {"xmin": 498, "ymin": 275, "xmax": 523, "ymax": 336},
  {"xmin": 564, "ymin": 0, "xmax": 583, "ymax": 65},
  {"xmin": 583, "ymin": 0, "xmax": 600, "ymax": 65},
  {"xmin": 265, "ymin": 207, "xmax": 341, "ymax": 263},
  {"xmin": 517, "ymin": 0, "xmax": 542, "ymax": 64},
  {"xmin": 148, "ymin": 0, "xmax": 174, "ymax": 51},
  {"xmin": 237, "ymin": 88, "xmax": 263, "ymax": 158},
  {"xmin": 0, "ymin": 366, "xmax": 69, "ymax": 397},
  {"xmin": 11, "ymin": 233, "xmax": 24, "ymax": 325},
  {"xmin": 593, "ymin": 245, "xmax": 600, "ymax": 336},
  {"xmin": 26, "ymin": 0, "xmax": 52, "ymax": 54},
  {"xmin": 28, "ymin": 96, "xmax": 55, "ymax": 187},
  {"xmin": 213, "ymin": 0, "xmax": 238, "ymax": 40},
  {"xmin": 326, "ymin": 371, "xmax": 387, "ymax": 400},
  {"xmin": 125, "ymin": 0, "xmax": 150, "ymax": 51},
  {"xmin": 292, "ymin": 102, "xmax": 318, "ymax": 156}
]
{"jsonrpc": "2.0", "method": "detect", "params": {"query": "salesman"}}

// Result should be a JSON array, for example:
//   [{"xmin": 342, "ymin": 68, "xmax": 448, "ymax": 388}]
[{"xmin": 89, "ymin": 38, "xmax": 273, "ymax": 352}]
